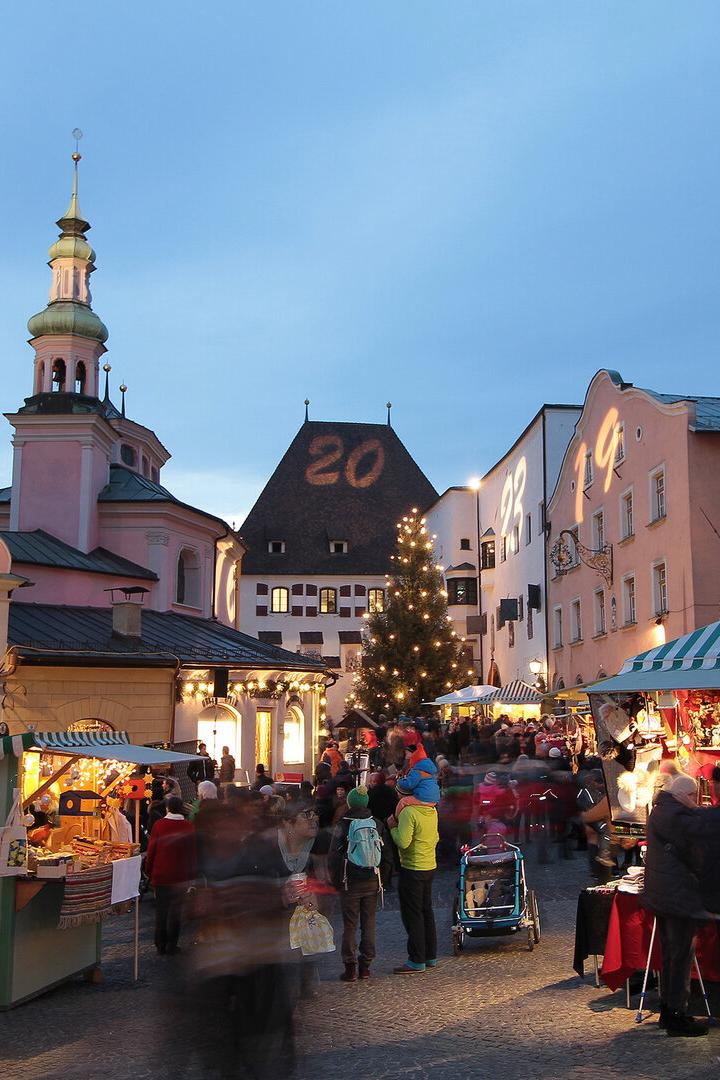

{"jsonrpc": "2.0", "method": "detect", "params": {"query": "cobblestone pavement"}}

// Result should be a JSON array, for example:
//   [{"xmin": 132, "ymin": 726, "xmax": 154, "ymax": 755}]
[{"xmin": 2, "ymin": 845, "xmax": 720, "ymax": 1080}]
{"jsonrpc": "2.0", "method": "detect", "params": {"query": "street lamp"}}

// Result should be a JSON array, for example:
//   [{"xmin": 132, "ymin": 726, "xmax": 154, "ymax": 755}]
[
  {"xmin": 468, "ymin": 478, "xmax": 483, "ymax": 682},
  {"xmin": 529, "ymin": 658, "xmax": 546, "ymax": 693}
]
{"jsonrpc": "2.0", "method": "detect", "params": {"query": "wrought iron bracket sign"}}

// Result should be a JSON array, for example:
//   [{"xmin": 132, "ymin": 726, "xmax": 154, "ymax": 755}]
[{"xmin": 550, "ymin": 529, "xmax": 613, "ymax": 587}]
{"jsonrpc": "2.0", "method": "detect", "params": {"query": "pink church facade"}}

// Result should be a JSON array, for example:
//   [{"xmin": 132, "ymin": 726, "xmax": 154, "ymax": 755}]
[
  {"xmin": 546, "ymin": 369, "xmax": 720, "ymax": 691},
  {"xmin": 0, "ymin": 151, "xmax": 327, "ymax": 781}
]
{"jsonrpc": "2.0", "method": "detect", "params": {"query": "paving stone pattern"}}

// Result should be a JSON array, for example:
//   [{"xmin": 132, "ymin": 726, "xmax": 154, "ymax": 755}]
[{"xmin": 2, "ymin": 846, "xmax": 719, "ymax": 1080}]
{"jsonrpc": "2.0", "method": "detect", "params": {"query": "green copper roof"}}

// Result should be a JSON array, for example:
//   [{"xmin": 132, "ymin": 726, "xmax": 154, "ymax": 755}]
[
  {"xmin": 27, "ymin": 300, "xmax": 108, "ymax": 344},
  {"xmin": 48, "ymin": 234, "xmax": 95, "ymax": 264}
]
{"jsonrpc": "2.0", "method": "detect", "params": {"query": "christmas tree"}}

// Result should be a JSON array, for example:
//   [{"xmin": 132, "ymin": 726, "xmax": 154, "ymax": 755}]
[{"xmin": 348, "ymin": 508, "xmax": 470, "ymax": 717}]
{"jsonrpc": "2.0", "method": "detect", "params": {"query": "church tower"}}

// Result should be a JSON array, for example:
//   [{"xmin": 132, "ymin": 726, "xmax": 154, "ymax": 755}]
[{"xmin": 6, "ymin": 141, "xmax": 115, "ymax": 552}]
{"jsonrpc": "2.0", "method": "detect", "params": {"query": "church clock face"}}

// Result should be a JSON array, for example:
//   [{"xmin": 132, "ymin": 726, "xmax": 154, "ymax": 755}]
[{"xmin": 305, "ymin": 434, "xmax": 385, "ymax": 489}]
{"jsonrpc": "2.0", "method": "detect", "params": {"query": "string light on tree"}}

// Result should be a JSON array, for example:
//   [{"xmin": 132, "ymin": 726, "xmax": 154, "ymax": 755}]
[{"xmin": 351, "ymin": 508, "xmax": 464, "ymax": 716}]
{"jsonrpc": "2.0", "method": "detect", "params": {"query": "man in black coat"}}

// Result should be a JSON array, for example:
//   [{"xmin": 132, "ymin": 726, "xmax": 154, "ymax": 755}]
[{"xmin": 642, "ymin": 772, "xmax": 720, "ymax": 1037}]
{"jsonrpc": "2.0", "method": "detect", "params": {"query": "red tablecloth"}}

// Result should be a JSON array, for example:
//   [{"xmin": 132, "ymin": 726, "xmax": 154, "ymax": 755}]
[{"xmin": 601, "ymin": 891, "xmax": 720, "ymax": 991}]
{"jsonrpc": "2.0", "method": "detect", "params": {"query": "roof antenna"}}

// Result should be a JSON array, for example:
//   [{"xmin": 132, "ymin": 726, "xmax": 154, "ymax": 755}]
[
  {"xmin": 102, "ymin": 363, "xmax": 111, "ymax": 402},
  {"xmin": 386, "ymin": 401, "xmax": 392, "ymax": 427},
  {"xmin": 304, "ymin": 398, "xmax": 310, "ymax": 422},
  {"xmin": 119, "ymin": 382, "xmax": 127, "ymax": 418}
]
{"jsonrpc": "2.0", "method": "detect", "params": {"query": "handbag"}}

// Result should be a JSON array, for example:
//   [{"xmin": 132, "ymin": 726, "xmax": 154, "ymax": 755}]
[
  {"xmin": 289, "ymin": 905, "xmax": 335, "ymax": 956},
  {"xmin": 0, "ymin": 793, "xmax": 29, "ymax": 877}
]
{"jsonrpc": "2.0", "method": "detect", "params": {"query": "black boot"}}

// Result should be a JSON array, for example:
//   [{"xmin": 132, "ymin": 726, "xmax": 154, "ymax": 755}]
[
  {"xmin": 665, "ymin": 1008, "xmax": 709, "ymax": 1037},
  {"xmin": 657, "ymin": 1003, "xmax": 670, "ymax": 1029},
  {"xmin": 340, "ymin": 962, "xmax": 357, "ymax": 982},
  {"xmin": 358, "ymin": 962, "xmax": 370, "ymax": 980}
]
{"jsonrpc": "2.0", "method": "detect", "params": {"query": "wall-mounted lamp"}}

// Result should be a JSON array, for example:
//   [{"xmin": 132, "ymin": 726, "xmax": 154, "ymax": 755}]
[{"xmin": 529, "ymin": 658, "xmax": 543, "ymax": 676}]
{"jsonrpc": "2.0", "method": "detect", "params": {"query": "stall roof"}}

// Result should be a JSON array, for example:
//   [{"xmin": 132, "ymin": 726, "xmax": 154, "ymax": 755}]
[
  {"xmin": 425, "ymin": 684, "xmax": 497, "ymax": 706},
  {"xmin": 0, "ymin": 730, "xmax": 200, "ymax": 765},
  {"xmin": 493, "ymin": 680, "xmax": 543, "ymax": 705},
  {"xmin": 585, "ymin": 620, "xmax": 720, "ymax": 694}
]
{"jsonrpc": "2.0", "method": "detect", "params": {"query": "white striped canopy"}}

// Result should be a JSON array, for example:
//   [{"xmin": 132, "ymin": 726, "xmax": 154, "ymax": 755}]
[
  {"xmin": 586, "ymin": 620, "xmax": 720, "ymax": 694},
  {"xmin": 493, "ymin": 679, "xmax": 543, "ymax": 705}
]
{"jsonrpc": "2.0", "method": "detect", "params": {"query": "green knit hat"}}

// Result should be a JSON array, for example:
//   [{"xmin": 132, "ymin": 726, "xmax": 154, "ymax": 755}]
[{"xmin": 347, "ymin": 784, "xmax": 369, "ymax": 809}]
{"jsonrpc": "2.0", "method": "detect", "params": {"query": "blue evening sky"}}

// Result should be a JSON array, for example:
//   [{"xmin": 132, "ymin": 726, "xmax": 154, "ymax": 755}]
[{"xmin": 1, "ymin": 2, "xmax": 718, "ymax": 525}]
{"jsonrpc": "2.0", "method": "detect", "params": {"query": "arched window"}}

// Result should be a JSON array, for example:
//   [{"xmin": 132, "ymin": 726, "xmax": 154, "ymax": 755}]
[
  {"xmin": 283, "ymin": 704, "xmax": 305, "ymax": 764},
  {"xmin": 51, "ymin": 358, "xmax": 66, "ymax": 392},
  {"xmin": 74, "ymin": 361, "xmax": 86, "ymax": 395},
  {"xmin": 271, "ymin": 587, "xmax": 289, "ymax": 613},
  {"xmin": 176, "ymin": 547, "xmax": 201, "ymax": 607},
  {"xmin": 319, "ymin": 587, "xmax": 337, "ymax": 614}
]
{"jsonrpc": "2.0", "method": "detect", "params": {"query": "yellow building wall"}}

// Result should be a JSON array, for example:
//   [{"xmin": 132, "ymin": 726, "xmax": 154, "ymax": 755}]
[{"xmin": 3, "ymin": 663, "xmax": 175, "ymax": 745}]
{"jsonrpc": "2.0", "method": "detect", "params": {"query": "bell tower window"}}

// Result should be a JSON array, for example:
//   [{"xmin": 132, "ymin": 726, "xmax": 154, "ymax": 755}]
[
  {"xmin": 51, "ymin": 358, "xmax": 66, "ymax": 392},
  {"xmin": 74, "ymin": 361, "xmax": 86, "ymax": 395}
]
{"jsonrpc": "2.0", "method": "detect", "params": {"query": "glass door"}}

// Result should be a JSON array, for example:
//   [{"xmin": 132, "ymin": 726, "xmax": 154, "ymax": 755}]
[{"xmin": 256, "ymin": 709, "xmax": 272, "ymax": 773}]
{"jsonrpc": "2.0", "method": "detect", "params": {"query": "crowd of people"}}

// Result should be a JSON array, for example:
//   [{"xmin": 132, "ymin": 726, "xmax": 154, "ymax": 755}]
[{"xmin": 139, "ymin": 709, "xmax": 720, "ymax": 1071}]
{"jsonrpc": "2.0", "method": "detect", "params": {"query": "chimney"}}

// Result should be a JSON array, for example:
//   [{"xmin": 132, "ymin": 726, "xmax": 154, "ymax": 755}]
[
  {"xmin": 112, "ymin": 600, "xmax": 142, "ymax": 640},
  {"xmin": 107, "ymin": 585, "xmax": 148, "ymax": 641}
]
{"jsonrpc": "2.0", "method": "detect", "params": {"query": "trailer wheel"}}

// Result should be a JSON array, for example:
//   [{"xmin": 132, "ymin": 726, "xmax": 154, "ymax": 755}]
[{"xmin": 529, "ymin": 889, "xmax": 541, "ymax": 944}]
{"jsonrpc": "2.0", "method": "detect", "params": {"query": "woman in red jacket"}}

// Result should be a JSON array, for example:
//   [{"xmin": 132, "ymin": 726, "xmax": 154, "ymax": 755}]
[{"xmin": 145, "ymin": 796, "xmax": 197, "ymax": 955}]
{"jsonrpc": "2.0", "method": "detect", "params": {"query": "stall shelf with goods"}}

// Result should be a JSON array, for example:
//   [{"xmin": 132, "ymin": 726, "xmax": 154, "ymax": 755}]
[
  {"xmin": 0, "ymin": 730, "xmax": 198, "ymax": 1008},
  {"xmin": 585, "ymin": 619, "xmax": 720, "ymax": 836}
]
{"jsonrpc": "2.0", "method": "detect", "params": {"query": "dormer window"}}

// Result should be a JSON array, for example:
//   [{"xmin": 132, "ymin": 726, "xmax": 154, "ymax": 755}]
[
  {"xmin": 330, "ymin": 540, "xmax": 348, "ymax": 554},
  {"xmin": 51, "ymin": 358, "xmax": 66, "ymax": 392},
  {"xmin": 120, "ymin": 444, "xmax": 137, "ymax": 467},
  {"xmin": 268, "ymin": 540, "xmax": 286, "ymax": 554}
]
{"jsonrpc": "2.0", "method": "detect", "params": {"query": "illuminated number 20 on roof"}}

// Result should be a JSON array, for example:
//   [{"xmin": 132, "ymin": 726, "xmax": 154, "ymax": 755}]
[{"xmin": 305, "ymin": 435, "xmax": 385, "ymax": 489}]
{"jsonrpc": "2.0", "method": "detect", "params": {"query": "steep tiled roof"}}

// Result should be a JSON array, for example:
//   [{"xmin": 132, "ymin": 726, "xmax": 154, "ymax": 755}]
[
  {"xmin": 9, "ymin": 603, "xmax": 325, "ymax": 670},
  {"xmin": 0, "ymin": 530, "xmax": 157, "ymax": 580},
  {"xmin": 240, "ymin": 421, "xmax": 437, "ymax": 575}
]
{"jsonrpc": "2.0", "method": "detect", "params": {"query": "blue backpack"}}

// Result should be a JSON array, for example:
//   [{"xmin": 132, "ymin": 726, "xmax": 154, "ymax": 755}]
[{"xmin": 342, "ymin": 817, "xmax": 384, "ymax": 903}]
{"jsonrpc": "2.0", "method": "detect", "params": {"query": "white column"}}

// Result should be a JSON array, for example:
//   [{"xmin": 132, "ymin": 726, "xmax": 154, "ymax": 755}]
[{"xmin": 9, "ymin": 444, "xmax": 22, "ymax": 531}]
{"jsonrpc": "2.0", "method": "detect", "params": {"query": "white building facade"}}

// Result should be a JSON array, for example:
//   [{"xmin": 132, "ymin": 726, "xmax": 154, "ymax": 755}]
[{"xmin": 427, "ymin": 405, "xmax": 581, "ymax": 692}]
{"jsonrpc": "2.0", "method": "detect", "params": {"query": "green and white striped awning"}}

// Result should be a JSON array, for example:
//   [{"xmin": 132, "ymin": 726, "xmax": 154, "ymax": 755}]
[
  {"xmin": 0, "ymin": 730, "xmax": 199, "ymax": 765},
  {"xmin": 586, "ymin": 620, "xmax": 720, "ymax": 694}
]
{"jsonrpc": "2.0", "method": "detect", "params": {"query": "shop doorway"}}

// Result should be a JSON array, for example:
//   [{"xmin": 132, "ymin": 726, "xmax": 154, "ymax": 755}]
[
  {"xmin": 255, "ymin": 709, "xmax": 272, "ymax": 772},
  {"xmin": 197, "ymin": 703, "xmax": 240, "ymax": 766}
]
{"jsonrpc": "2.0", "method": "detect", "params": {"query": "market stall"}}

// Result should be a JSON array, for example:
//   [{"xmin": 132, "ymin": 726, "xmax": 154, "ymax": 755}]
[
  {"xmin": 0, "ymin": 730, "xmax": 199, "ymax": 1008},
  {"xmin": 424, "ymin": 684, "xmax": 497, "ymax": 721},
  {"xmin": 584, "ymin": 619, "xmax": 720, "ymax": 837},
  {"xmin": 578, "ymin": 621, "xmax": 720, "ymax": 1003},
  {"xmin": 490, "ymin": 680, "xmax": 543, "ymax": 723}
]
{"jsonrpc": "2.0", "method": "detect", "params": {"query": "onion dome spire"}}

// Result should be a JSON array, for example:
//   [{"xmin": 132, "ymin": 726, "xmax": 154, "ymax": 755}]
[{"xmin": 27, "ymin": 131, "xmax": 108, "ymax": 348}]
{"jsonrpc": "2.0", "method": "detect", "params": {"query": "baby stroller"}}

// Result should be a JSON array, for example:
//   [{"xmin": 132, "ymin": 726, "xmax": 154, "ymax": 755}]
[{"xmin": 451, "ymin": 835, "xmax": 541, "ymax": 954}]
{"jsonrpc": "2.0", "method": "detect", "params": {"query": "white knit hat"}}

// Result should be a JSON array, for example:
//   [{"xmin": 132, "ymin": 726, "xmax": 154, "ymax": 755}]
[{"xmin": 198, "ymin": 780, "xmax": 218, "ymax": 800}]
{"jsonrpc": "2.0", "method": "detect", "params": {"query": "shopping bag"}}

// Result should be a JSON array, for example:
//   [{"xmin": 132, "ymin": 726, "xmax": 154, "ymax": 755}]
[
  {"xmin": 0, "ymin": 793, "xmax": 29, "ymax": 877},
  {"xmin": 289, "ymin": 905, "xmax": 335, "ymax": 956}
]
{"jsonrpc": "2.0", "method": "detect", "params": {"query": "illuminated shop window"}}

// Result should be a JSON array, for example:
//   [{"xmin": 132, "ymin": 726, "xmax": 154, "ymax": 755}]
[{"xmin": 283, "ymin": 705, "xmax": 305, "ymax": 764}]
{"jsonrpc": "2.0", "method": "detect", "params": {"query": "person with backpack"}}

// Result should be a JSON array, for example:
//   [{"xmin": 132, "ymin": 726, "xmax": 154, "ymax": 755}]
[{"xmin": 329, "ymin": 785, "xmax": 393, "ymax": 982}]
